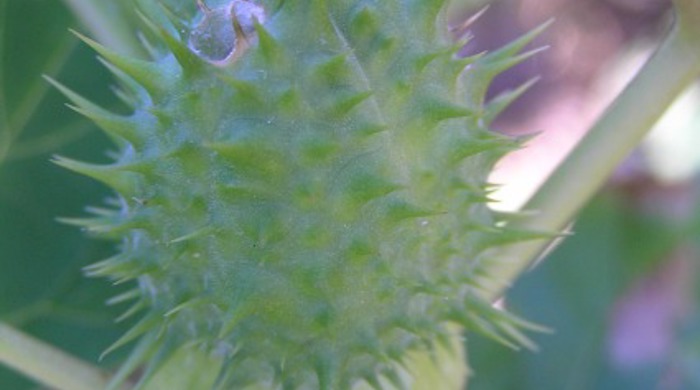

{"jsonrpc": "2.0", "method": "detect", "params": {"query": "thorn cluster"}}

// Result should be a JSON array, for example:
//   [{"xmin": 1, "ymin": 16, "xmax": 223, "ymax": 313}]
[{"xmin": 53, "ymin": 1, "xmax": 550, "ymax": 388}]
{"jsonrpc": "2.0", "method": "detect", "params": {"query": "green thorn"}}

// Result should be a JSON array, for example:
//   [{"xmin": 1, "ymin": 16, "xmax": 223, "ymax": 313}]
[
  {"xmin": 168, "ymin": 226, "xmax": 213, "ymax": 245},
  {"xmin": 485, "ymin": 46, "xmax": 550, "ymax": 76},
  {"xmin": 44, "ymin": 75, "xmax": 145, "ymax": 146},
  {"xmin": 163, "ymin": 299, "xmax": 201, "ymax": 317},
  {"xmin": 70, "ymin": 30, "xmax": 169, "ymax": 97},
  {"xmin": 484, "ymin": 77, "xmax": 540, "ymax": 124},
  {"xmin": 448, "ymin": 136, "xmax": 515, "ymax": 165},
  {"xmin": 327, "ymin": 91, "xmax": 374, "ymax": 118},
  {"xmin": 100, "ymin": 315, "xmax": 160, "ymax": 361},
  {"xmin": 135, "ymin": 9, "xmax": 206, "ymax": 75},
  {"xmin": 254, "ymin": 21, "xmax": 284, "ymax": 64},
  {"xmin": 312, "ymin": 52, "xmax": 352, "ymax": 85},
  {"xmin": 484, "ymin": 19, "xmax": 553, "ymax": 64},
  {"xmin": 105, "ymin": 333, "xmax": 160, "ymax": 390},
  {"xmin": 115, "ymin": 300, "xmax": 147, "ymax": 323},
  {"xmin": 385, "ymin": 201, "xmax": 444, "ymax": 224},
  {"xmin": 51, "ymin": 155, "xmax": 137, "ymax": 195},
  {"xmin": 416, "ymin": 98, "xmax": 474, "ymax": 123},
  {"xmin": 106, "ymin": 289, "xmax": 141, "ymax": 306},
  {"xmin": 345, "ymin": 174, "xmax": 402, "ymax": 205}
]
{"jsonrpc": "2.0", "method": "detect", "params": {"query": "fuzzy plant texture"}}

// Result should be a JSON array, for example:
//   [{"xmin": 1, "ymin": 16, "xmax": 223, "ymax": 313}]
[{"xmin": 51, "ymin": 0, "xmax": 548, "ymax": 388}]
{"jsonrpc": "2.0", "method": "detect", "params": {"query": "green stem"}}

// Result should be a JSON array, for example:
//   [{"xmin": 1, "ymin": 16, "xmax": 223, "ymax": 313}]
[
  {"xmin": 483, "ymin": 0, "xmax": 700, "ymax": 300},
  {"xmin": 0, "ymin": 322, "xmax": 112, "ymax": 390}
]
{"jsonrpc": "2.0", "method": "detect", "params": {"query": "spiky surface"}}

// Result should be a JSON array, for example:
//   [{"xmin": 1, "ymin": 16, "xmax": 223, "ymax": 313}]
[{"xmin": 55, "ymin": 1, "xmax": 546, "ymax": 388}]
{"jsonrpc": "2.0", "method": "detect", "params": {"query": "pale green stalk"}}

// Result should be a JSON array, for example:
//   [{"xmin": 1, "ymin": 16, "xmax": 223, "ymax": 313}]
[
  {"xmin": 0, "ymin": 322, "xmax": 114, "ymax": 390},
  {"xmin": 483, "ymin": 0, "xmax": 700, "ymax": 300}
]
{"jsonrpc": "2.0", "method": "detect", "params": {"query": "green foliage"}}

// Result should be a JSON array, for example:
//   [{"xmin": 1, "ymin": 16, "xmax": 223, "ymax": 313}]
[{"xmin": 0, "ymin": 1, "xmax": 134, "ymax": 388}]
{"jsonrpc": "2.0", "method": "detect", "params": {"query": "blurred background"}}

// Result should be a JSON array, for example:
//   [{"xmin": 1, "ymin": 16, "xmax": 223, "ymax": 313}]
[
  {"xmin": 0, "ymin": 1, "xmax": 139, "ymax": 389},
  {"xmin": 453, "ymin": 0, "xmax": 700, "ymax": 389},
  {"xmin": 1, "ymin": 0, "xmax": 699, "ymax": 389}
]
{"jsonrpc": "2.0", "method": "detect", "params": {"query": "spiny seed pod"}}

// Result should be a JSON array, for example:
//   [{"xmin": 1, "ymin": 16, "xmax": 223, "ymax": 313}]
[{"xmin": 51, "ymin": 0, "xmax": 549, "ymax": 388}]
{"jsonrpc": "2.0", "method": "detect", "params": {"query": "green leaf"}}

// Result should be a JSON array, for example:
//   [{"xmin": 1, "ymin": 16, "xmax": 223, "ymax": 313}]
[{"xmin": 0, "ymin": 1, "xmax": 134, "ymax": 388}]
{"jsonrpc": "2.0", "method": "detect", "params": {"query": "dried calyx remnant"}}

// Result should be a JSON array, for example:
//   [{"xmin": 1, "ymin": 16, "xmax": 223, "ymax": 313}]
[
  {"xmin": 189, "ymin": 0, "xmax": 265, "ymax": 63},
  {"xmin": 51, "ymin": 0, "xmax": 550, "ymax": 388}
]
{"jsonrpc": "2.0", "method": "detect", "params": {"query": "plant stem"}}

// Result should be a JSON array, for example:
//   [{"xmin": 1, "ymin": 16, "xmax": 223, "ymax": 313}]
[
  {"xmin": 482, "ymin": 0, "xmax": 700, "ymax": 300},
  {"xmin": 0, "ymin": 322, "xmax": 113, "ymax": 390}
]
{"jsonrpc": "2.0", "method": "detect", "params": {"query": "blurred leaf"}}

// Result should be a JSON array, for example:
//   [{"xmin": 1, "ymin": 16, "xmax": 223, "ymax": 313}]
[
  {"xmin": 467, "ymin": 193, "xmax": 685, "ymax": 390},
  {"xmin": 0, "ymin": 1, "xmax": 133, "ymax": 388},
  {"xmin": 0, "ymin": 1, "xmax": 75, "ymax": 164}
]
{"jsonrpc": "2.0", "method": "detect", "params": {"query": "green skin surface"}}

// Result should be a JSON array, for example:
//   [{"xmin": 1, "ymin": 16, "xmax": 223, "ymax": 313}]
[{"xmin": 53, "ymin": 0, "xmax": 545, "ymax": 388}]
